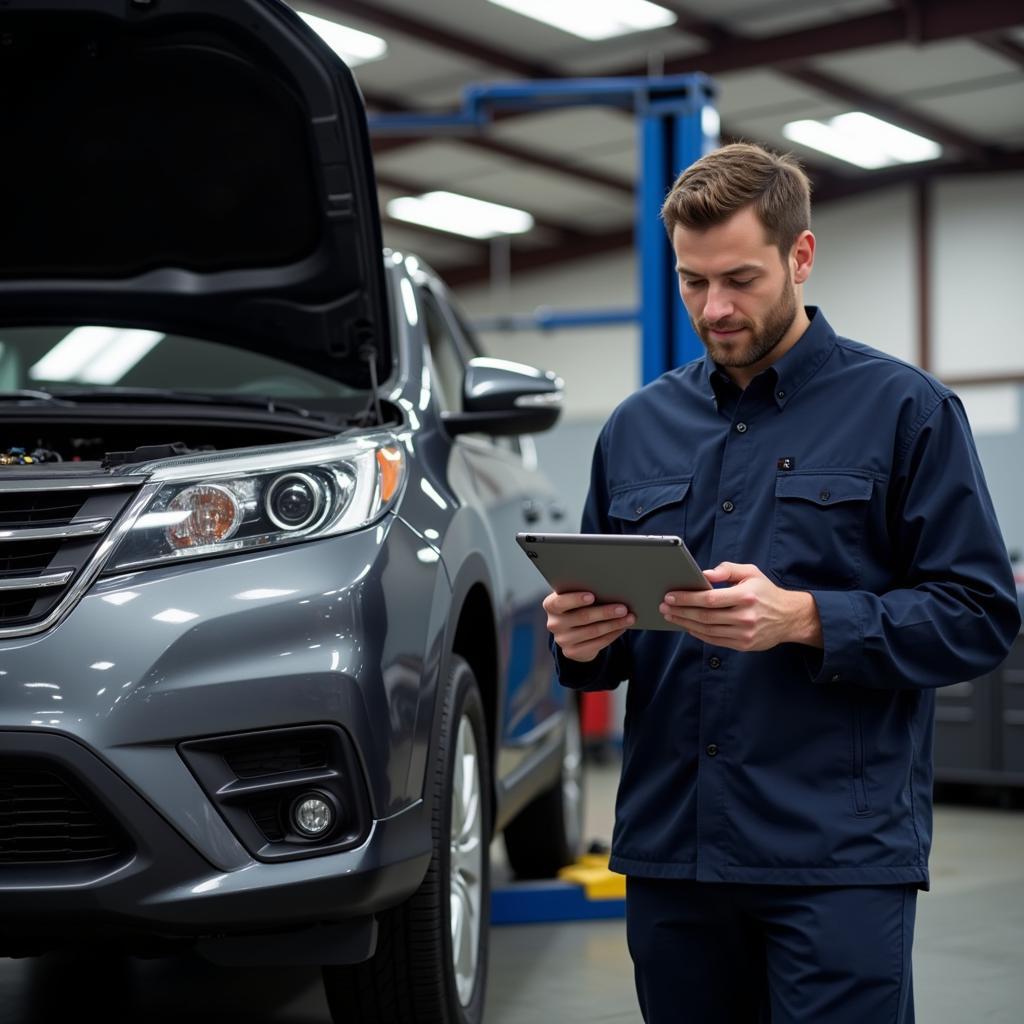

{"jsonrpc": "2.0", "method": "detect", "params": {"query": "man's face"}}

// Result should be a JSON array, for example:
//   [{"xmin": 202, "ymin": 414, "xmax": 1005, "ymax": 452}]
[{"xmin": 671, "ymin": 206, "xmax": 802, "ymax": 371}]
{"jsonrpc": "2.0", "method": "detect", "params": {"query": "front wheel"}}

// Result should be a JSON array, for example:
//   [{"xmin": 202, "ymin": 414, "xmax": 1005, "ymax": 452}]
[
  {"xmin": 503, "ymin": 696, "xmax": 584, "ymax": 879},
  {"xmin": 323, "ymin": 655, "xmax": 491, "ymax": 1024}
]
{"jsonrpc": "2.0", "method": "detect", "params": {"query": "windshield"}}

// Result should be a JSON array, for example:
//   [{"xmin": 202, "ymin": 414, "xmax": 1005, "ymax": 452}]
[{"xmin": 0, "ymin": 327, "xmax": 363, "ymax": 399}]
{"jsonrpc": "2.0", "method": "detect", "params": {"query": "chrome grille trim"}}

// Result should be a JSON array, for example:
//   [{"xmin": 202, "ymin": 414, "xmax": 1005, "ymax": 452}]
[
  {"xmin": 0, "ymin": 571, "xmax": 74, "ymax": 592},
  {"xmin": 0, "ymin": 520, "xmax": 111, "ymax": 542},
  {"xmin": 0, "ymin": 479, "xmax": 157, "ymax": 639}
]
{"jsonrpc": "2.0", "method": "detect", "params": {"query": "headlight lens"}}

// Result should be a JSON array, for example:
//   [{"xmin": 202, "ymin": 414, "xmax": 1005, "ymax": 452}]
[{"xmin": 106, "ymin": 434, "xmax": 405, "ymax": 571}]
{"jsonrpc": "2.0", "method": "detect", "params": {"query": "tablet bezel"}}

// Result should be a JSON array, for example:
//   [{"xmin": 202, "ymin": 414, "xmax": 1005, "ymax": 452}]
[{"xmin": 516, "ymin": 532, "xmax": 710, "ymax": 632}]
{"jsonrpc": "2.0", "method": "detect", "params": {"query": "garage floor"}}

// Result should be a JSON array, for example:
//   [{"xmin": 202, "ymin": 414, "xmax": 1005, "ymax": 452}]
[{"xmin": 1, "ymin": 763, "xmax": 1022, "ymax": 1023}]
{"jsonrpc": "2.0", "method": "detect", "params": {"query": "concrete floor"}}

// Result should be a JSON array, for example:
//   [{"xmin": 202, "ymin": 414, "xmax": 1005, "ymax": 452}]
[{"xmin": 1, "ymin": 763, "xmax": 1022, "ymax": 1023}]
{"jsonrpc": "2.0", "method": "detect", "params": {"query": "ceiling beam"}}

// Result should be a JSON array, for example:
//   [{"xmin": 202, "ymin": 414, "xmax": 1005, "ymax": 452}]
[
  {"xmin": 780, "ymin": 66, "xmax": 995, "ymax": 162},
  {"xmin": 313, "ymin": 0, "xmax": 561, "ymax": 78},
  {"xmin": 612, "ymin": 0, "xmax": 1024, "ymax": 77},
  {"xmin": 659, "ymin": 3, "xmax": 996, "ymax": 161},
  {"xmin": 366, "ymin": 91, "xmax": 634, "ymax": 195}
]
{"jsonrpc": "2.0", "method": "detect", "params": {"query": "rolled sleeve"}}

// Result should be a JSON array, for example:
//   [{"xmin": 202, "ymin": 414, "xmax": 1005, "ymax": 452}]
[{"xmin": 805, "ymin": 589, "xmax": 862, "ymax": 685}]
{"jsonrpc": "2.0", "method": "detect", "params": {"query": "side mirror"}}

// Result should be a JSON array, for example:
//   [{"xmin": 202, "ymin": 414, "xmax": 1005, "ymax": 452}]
[{"xmin": 442, "ymin": 357, "xmax": 563, "ymax": 437}]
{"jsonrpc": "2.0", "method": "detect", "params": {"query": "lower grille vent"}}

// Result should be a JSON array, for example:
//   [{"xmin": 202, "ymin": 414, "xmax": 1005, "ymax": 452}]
[{"xmin": 0, "ymin": 760, "xmax": 129, "ymax": 864}]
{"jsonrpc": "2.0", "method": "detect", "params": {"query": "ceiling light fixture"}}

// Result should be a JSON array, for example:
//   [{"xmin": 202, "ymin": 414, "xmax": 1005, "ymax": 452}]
[
  {"xmin": 485, "ymin": 0, "xmax": 676, "ymax": 41},
  {"xmin": 783, "ymin": 112, "xmax": 942, "ymax": 170},
  {"xmin": 387, "ymin": 191, "xmax": 535, "ymax": 240},
  {"xmin": 297, "ymin": 11, "xmax": 387, "ymax": 66}
]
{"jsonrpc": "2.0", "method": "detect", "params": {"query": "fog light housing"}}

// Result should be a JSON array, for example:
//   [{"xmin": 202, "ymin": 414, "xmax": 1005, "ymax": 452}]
[{"xmin": 290, "ymin": 792, "xmax": 336, "ymax": 838}]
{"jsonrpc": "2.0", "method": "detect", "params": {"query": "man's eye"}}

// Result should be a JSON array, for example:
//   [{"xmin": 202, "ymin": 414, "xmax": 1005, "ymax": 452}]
[
  {"xmin": 683, "ymin": 279, "xmax": 705, "ymax": 288},
  {"xmin": 730, "ymin": 278, "xmax": 754, "ymax": 288}
]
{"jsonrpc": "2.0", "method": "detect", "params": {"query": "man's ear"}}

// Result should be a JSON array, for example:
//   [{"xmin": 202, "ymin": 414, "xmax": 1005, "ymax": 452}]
[{"xmin": 791, "ymin": 230, "xmax": 815, "ymax": 285}]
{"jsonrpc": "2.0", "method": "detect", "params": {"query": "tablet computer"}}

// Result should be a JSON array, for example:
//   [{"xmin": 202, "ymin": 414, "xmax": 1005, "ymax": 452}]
[{"xmin": 516, "ymin": 532, "xmax": 710, "ymax": 631}]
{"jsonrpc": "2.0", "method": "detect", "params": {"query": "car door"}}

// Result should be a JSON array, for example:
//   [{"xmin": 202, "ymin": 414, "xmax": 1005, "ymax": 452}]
[{"xmin": 420, "ymin": 283, "xmax": 564, "ymax": 780}]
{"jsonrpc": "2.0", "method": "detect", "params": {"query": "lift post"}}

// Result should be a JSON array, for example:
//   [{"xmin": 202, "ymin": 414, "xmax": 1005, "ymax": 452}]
[{"xmin": 369, "ymin": 75, "xmax": 719, "ymax": 384}]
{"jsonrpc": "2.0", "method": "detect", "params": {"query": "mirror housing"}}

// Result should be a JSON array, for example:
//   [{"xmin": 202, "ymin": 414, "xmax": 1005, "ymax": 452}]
[{"xmin": 442, "ymin": 357, "xmax": 563, "ymax": 437}]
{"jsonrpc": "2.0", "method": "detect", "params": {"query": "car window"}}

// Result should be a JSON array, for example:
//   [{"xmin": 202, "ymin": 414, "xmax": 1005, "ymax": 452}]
[
  {"xmin": 420, "ymin": 291, "xmax": 466, "ymax": 413},
  {"xmin": 0, "ymin": 326, "xmax": 361, "ymax": 398}
]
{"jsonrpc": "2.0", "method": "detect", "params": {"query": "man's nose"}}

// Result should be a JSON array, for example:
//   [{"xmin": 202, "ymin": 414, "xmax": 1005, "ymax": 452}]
[{"xmin": 703, "ymin": 286, "xmax": 734, "ymax": 323}]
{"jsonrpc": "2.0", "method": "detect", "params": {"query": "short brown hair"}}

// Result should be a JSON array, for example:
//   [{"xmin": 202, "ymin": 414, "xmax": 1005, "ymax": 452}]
[{"xmin": 660, "ymin": 142, "xmax": 811, "ymax": 255}]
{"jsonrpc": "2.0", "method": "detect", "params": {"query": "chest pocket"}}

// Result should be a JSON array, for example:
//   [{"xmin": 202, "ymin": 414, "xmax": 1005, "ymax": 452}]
[
  {"xmin": 608, "ymin": 478, "xmax": 691, "ymax": 538},
  {"xmin": 769, "ymin": 472, "xmax": 873, "ymax": 588}
]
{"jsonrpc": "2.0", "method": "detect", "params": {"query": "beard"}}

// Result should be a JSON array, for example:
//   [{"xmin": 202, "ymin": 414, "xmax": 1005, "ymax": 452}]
[{"xmin": 693, "ymin": 274, "xmax": 798, "ymax": 369}]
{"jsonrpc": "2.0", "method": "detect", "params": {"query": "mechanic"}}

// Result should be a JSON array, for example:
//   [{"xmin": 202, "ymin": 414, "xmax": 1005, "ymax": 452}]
[{"xmin": 543, "ymin": 142, "xmax": 1021, "ymax": 1023}]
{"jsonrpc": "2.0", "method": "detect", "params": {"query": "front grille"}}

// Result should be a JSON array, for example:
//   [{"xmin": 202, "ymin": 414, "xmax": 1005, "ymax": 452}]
[
  {"xmin": 224, "ymin": 737, "xmax": 330, "ymax": 779},
  {"xmin": 0, "ymin": 481, "xmax": 140, "ymax": 632},
  {"xmin": 0, "ymin": 491, "xmax": 89, "ymax": 525},
  {"xmin": 0, "ymin": 760, "xmax": 130, "ymax": 864}
]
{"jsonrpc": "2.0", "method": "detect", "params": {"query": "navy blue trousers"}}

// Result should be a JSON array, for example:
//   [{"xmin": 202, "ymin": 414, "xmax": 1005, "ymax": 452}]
[{"xmin": 626, "ymin": 878, "xmax": 916, "ymax": 1024}]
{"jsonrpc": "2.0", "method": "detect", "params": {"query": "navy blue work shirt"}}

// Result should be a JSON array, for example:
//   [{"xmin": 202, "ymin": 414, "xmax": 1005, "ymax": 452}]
[{"xmin": 554, "ymin": 308, "xmax": 1021, "ymax": 888}]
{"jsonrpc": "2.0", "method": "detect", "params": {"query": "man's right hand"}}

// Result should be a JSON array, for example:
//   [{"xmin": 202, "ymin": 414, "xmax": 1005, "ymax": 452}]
[{"xmin": 543, "ymin": 591, "xmax": 635, "ymax": 663}]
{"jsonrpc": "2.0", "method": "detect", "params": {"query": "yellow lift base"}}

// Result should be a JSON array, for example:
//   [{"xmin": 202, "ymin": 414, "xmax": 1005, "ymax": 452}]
[{"xmin": 491, "ymin": 853, "xmax": 626, "ymax": 925}]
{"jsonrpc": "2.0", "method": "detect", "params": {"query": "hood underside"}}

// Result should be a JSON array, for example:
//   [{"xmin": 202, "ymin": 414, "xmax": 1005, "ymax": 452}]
[{"xmin": 0, "ymin": 0, "xmax": 391, "ymax": 388}]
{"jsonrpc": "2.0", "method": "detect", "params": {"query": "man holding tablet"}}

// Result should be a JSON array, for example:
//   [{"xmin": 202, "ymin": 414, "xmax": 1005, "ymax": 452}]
[{"xmin": 543, "ymin": 143, "xmax": 1020, "ymax": 1023}]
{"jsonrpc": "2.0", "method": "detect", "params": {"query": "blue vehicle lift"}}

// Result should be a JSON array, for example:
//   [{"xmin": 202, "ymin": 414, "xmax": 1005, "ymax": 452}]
[{"xmin": 368, "ymin": 75, "xmax": 719, "ymax": 384}]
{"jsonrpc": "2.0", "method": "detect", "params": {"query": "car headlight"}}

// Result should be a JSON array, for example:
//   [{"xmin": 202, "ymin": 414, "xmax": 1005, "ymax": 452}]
[{"xmin": 106, "ymin": 434, "xmax": 406, "ymax": 571}]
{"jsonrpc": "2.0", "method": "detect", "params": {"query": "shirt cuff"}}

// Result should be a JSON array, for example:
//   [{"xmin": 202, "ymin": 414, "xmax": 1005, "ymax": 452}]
[
  {"xmin": 551, "ymin": 642, "xmax": 617, "ymax": 691},
  {"xmin": 804, "ymin": 589, "xmax": 862, "ymax": 685}
]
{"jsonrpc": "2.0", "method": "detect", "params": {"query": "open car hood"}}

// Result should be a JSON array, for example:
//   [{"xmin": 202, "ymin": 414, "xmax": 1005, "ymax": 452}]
[{"xmin": 0, "ymin": 0, "xmax": 391, "ymax": 388}]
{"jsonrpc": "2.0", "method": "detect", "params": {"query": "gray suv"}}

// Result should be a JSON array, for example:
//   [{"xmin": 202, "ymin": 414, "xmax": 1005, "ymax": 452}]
[{"xmin": 0, "ymin": 3, "xmax": 583, "ymax": 1022}]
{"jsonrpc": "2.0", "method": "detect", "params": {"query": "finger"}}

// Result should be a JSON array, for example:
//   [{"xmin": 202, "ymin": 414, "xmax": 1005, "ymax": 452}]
[
  {"xmin": 561, "ymin": 626, "xmax": 629, "ymax": 662},
  {"xmin": 550, "ymin": 602, "xmax": 632, "ymax": 631},
  {"xmin": 558, "ymin": 613, "xmax": 635, "ymax": 647},
  {"xmin": 702, "ymin": 562, "xmax": 763, "ymax": 585},
  {"xmin": 543, "ymin": 590, "xmax": 595, "ymax": 614},
  {"xmin": 660, "ymin": 605, "xmax": 745, "ymax": 628},
  {"xmin": 664, "ymin": 587, "xmax": 743, "ymax": 610},
  {"xmin": 662, "ymin": 613, "xmax": 744, "ymax": 639}
]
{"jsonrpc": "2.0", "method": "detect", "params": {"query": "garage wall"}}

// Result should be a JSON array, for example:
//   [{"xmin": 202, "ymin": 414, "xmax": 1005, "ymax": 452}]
[{"xmin": 454, "ymin": 174, "xmax": 1024, "ymax": 553}]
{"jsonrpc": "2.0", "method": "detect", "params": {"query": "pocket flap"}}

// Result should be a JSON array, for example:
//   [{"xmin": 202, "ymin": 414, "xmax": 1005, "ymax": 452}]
[
  {"xmin": 775, "ymin": 473, "xmax": 873, "ymax": 507},
  {"xmin": 609, "ymin": 479, "xmax": 692, "ymax": 523}
]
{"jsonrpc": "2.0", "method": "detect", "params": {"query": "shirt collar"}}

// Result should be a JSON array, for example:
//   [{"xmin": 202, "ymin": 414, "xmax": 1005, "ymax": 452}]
[{"xmin": 701, "ymin": 306, "xmax": 836, "ymax": 409}]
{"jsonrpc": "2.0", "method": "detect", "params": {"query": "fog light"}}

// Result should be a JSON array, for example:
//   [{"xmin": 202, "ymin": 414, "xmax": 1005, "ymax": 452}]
[{"xmin": 290, "ymin": 792, "xmax": 335, "ymax": 838}]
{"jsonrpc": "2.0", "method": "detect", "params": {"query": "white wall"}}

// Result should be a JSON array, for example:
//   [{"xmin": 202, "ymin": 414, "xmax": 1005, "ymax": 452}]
[
  {"xmin": 931, "ymin": 174, "xmax": 1024, "ymax": 378},
  {"xmin": 803, "ymin": 185, "xmax": 917, "ymax": 363}
]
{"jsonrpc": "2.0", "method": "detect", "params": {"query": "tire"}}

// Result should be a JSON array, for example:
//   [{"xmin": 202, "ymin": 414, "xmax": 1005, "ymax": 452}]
[
  {"xmin": 323, "ymin": 655, "xmax": 491, "ymax": 1024},
  {"xmin": 503, "ymin": 696, "xmax": 584, "ymax": 880}
]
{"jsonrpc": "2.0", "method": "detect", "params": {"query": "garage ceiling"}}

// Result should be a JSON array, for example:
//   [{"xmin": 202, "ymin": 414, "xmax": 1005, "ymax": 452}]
[{"xmin": 293, "ymin": 0, "xmax": 1024, "ymax": 286}]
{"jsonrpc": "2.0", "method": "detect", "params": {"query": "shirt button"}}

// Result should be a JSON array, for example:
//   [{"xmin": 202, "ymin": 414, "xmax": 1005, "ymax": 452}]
[
  {"xmin": 706, "ymin": 744, "xmax": 719, "ymax": 757},
  {"xmin": 721, "ymin": 500, "xmax": 735, "ymax": 513},
  {"xmin": 635, "ymin": 506, "xmax": 644, "ymax": 515},
  {"xmin": 709, "ymin": 656, "xmax": 722, "ymax": 669},
  {"xmin": 777, "ymin": 390, "xmax": 786, "ymax": 399},
  {"xmin": 819, "ymin": 489, "xmax": 831, "ymax": 501},
  {"xmin": 831, "ymin": 673, "xmax": 841, "ymax": 683},
  {"xmin": 735, "ymin": 422, "xmax": 747, "ymax": 433}
]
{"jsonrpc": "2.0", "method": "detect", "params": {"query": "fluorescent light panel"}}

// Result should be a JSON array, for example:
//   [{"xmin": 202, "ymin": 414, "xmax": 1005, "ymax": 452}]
[
  {"xmin": 298, "ymin": 12, "xmax": 387, "ymax": 66},
  {"xmin": 29, "ymin": 326, "xmax": 165, "ymax": 384},
  {"xmin": 486, "ymin": 0, "xmax": 675, "ymax": 40},
  {"xmin": 783, "ymin": 112, "xmax": 941, "ymax": 170},
  {"xmin": 387, "ymin": 191, "xmax": 534, "ymax": 240}
]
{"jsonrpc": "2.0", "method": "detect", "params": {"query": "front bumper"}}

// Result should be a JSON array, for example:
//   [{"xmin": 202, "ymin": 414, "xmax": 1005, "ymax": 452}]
[
  {"xmin": 0, "ymin": 729, "xmax": 430, "ymax": 960},
  {"xmin": 0, "ymin": 520, "xmax": 449, "ymax": 961}
]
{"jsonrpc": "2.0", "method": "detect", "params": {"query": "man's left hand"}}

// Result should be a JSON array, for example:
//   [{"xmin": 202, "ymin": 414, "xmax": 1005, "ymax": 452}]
[{"xmin": 661, "ymin": 562, "xmax": 823, "ymax": 651}]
